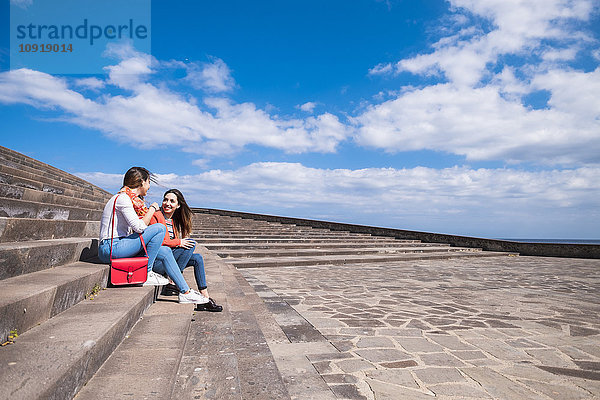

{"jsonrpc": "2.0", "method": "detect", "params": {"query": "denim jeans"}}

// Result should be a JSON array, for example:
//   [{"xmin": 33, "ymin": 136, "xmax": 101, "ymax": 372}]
[
  {"xmin": 172, "ymin": 241, "xmax": 207, "ymax": 290},
  {"xmin": 98, "ymin": 223, "xmax": 166, "ymax": 271},
  {"xmin": 151, "ymin": 246, "xmax": 190, "ymax": 293},
  {"xmin": 99, "ymin": 224, "xmax": 190, "ymax": 293}
]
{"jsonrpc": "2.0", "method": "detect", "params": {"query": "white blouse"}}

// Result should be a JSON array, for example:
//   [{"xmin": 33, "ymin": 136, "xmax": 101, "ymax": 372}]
[{"xmin": 99, "ymin": 193, "xmax": 147, "ymax": 241}]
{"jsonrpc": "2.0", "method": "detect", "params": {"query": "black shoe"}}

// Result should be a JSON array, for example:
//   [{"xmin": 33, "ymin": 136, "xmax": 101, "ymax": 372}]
[
  {"xmin": 195, "ymin": 298, "xmax": 223, "ymax": 312},
  {"xmin": 161, "ymin": 283, "xmax": 179, "ymax": 296}
]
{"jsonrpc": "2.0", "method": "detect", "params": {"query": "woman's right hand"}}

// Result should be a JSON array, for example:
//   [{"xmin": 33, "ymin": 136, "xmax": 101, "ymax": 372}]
[
  {"xmin": 149, "ymin": 202, "xmax": 160, "ymax": 213},
  {"xmin": 180, "ymin": 238, "xmax": 195, "ymax": 249}
]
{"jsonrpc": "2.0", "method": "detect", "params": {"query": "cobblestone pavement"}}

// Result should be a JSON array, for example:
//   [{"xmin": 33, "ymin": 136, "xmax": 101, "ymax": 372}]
[{"xmin": 242, "ymin": 256, "xmax": 600, "ymax": 399}]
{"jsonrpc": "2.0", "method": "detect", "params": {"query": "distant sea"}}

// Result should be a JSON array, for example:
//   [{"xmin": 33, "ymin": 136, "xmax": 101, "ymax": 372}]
[{"xmin": 497, "ymin": 239, "xmax": 600, "ymax": 245}]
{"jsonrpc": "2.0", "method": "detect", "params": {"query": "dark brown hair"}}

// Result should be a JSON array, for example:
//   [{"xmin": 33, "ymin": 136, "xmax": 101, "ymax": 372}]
[
  {"xmin": 163, "ymin": 189, "xmax": 192, "ymax": 238},
  {"xmin": 123, "ymin": 167, "xmax": 154, "ymax": 189}
]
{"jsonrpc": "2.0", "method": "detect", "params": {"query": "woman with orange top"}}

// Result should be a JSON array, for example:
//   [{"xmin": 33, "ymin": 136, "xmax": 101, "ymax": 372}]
[{"xmin": 150, "ymin": 189, "xmax": 222, "ymax": 312}]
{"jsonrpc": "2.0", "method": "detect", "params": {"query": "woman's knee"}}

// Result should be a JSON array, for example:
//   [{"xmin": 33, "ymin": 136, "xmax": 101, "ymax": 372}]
[{"xmin": 157, "ymin": 245, "xmax": 172, "ymax": 258}]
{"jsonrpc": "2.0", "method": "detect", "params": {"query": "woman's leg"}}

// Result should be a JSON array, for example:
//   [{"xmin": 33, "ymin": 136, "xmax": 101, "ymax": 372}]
[
  {"xmin": 172, "ymin": 245, "xmax": 195, "ymax": 271},
  {"xmin": 152, "ymin": 246, "xmax": 190, "ymax": 293},
  {"xmin": 141, "ymin": 224, "xmax": 166, "ymax": 271},
  {"xmin": 188, "ymin": 254, "xmax": 208, "ymax": 292},
  {"xmin": 98, "ymin": 223, "xmax": 165, "ymax": 265}
]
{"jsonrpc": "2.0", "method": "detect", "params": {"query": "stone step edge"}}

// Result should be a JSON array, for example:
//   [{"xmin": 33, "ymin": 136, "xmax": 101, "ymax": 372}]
[
  {"xmin": 0, "ymin": 237, "xmax": 98, "ymax": 281},
  {"xmin": 0, "ymin": 260, "xmax": 109, "ymax": 342},
  {"xmin": 228, "ymin": 251, "xmax": 518, "ymax": 268},
  {"xmin": 0, "ymin": 284, "xmax": 156, "ymax": 400},
  {"xmin": 203, "ymin": 241, "xmax": 440, "ymax": 249},
  {"xmin": 0, "ymin": 217, "xmax": 99, "ymax": 243},
  {"xmin": 215, "ymin": 246, "xmax": 473, "ymax": 258},
  {"xmin": 0, "ymin": 197, "xmax": 102, "ymax": 221},
  {"xmin": 0, "ymin": 182, "xmax": 107, "ymax": 211},
  {"xmin": 0, "ymin": 146, "xmax": 110, "ymax": 196},
  {"xmin": 194, "ymin": 237, "xmax": 417, "ymax": 243},
  {"xmin": 0, "ymin": 165, "xmax": 109, "ymax": 203}
]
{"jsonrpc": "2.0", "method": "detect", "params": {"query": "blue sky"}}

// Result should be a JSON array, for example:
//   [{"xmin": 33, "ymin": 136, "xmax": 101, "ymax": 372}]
[{"xmin": 1, "ymin": 0, "xmax": 599, "ymax": 239}]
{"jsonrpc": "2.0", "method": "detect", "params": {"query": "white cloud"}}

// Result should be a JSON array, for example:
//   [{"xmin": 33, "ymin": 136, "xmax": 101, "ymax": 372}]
[
  {"xmin": 298, "ymin": 102, "xmax": 317, "ymax": 112},
  {"xmin": 74, "ymin": 77, "xmax": 106, "ymax": 90},
  {"xmin": 358, "ymin": 0, "xmax": 600, "ymax": 166},
  {"xmin": 378, "ymin": 0, "xmax": 594, "ymax": 85},
  {"xmin": 191, "ymin": 159, "xmax": 210, "ymax": 169},
  {"xmin": 355, "ymin": 68, "xmax": 600, "ymax": 165},
  {"xmin": 184, "ymin": 57, "xmax": 236, "ymax": 93},
  {"xmin": 0, "ymin": 45, "xmax": 351, "ymax": 155},
  {"xmin": 77, "ymin": 163, "xmax": 600, "ymax": 238}
]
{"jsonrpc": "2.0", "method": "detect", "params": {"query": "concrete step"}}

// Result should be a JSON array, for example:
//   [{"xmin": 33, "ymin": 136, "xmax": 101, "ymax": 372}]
[
  {"xmin": 204, "ymin": 240, "xmax": 427, "ymax": 251},
  {"xmin": 0, "ymin": 165, "xmax": 107, "ymax": 203},
  {"xmin": 0, "ymin": 217, "xmax": 99, "ymax": 242},
  {"xmin": 0, "ymin": 237, "xmax": 97, "ymax": 280},
  {"xmin": 215, "ymin": 245, "xmax": 472, "ymax": 259},
  {"xmin": 0, "ymin": 197, "xmax": 102, "ymax": 221},
  {"xmin": 224, "ymin": 250, "xmax": 516, "ymax": 268},
  {"xmin": 0, "ymin": 183, "xmax": 105, "ymax": 212},
  {"xmin": 0, "ymin": 260, "xmax": 109, "ymax": 342},
  {"xmin": 0, "ymin": 146, "xmax": 110, "ymax": 199},
  {"xmin": 194, "ymin": 233, "xmax": 375, "ymax": 239},
  {"xmin": 0, "ymin": 284, "xmax": 156, "ymax": 400},
  {"xmin": 194, "ymin": 236, "xmax": 412, "ymax": 244},
  {"xmin": 76, "ymin": 248, "xmax": 294, "ymax": 399}
]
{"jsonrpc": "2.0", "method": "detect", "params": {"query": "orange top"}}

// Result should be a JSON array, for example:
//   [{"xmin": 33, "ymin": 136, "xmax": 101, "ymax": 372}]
[{"xmin": 150, "ymin": 209, "xmax": 182, "ymax": 248}]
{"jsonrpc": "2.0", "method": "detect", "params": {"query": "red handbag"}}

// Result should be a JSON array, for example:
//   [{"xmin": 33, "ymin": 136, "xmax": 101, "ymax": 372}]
[{"xmin": 109, "ymin": 193, "xmax": 149, "ymax": 285}]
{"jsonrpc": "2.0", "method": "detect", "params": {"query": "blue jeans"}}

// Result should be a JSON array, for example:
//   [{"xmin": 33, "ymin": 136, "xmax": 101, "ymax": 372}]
[
  {"xmin": 172, "ymin": 241, "xmax": 207, "ymax": 290},
  {"xmin": 98, "ymin": 223, "xmax": 166, "ymax": 270},
  {"xmin": 99, "ymin": 224, "xmax": 190, "ymax": 293},
  {"xmin": 152, "ymin": 246, "xmax": 190, "ymax": 293}
]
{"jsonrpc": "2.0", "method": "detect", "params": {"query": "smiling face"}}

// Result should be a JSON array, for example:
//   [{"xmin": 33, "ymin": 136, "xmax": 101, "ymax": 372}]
[{"xmin": 162, "ymin": 192, "xmax": 179, "ymax": 215}]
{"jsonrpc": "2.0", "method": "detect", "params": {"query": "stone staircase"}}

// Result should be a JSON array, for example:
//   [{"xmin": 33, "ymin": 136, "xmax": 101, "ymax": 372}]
[
  {"xmin": 0, "ymin": 146, "xmax": 157, "ymax": 399},
  {"xmin": 192, "ymin": 213, "xmax": 516, "ymax": 270},
  {"xmin": 0, "ymin": 145, "xmax": 518, "ymax": 400}
]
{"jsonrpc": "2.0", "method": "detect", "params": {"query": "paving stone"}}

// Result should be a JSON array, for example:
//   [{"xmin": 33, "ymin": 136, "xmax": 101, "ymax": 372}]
[
  {"xmin": 306, "ymin": 352, "xmax": 354, "ymax": 362},
  {"xmin": 413, "ymin": 367, "xmax": 466, "ymax": 384},
  {"xmin": 525, "ymin": 348, "xmax": 577, "ymax": 368},
  {"xmin": 429, "ymin": 383, "xmax": 493, "ymax": 398},
  {"xmin": 365, "ymin": 369, "xmax": 419, "ymax": 388},
  {"xmin": 426, "ymin": 334, "xmax": 474, "ymax": 350},
  {"xmin": 395, "ymin": 337, "xmax": 444, "ymax": 353},
  {"xmin": 419, "ymin": 352, "xmax": 465, "ymax": 366},
  {"xmin": 464, "ymin": 338, "xmax": 532, "ymax": 361},
  {"xmin": 365, "ymin": 379, "xmax": 435, "ymax": 400},
  {"xmin": 335, "ymin": 358, "xmax": 375, "ymax": 373},
  {"xmin": 377, "ymin": 328, "xmax": 423, "ymax": 337},
  {"xmin": 450, "ymin": 350, "xmax": 488, "ymax": 360},
  {"xmin": 537, "ymin": 366, "xmax": 600, "ymax": 381},
  {"xmin": 460, "ymin": 367, "xmax": 545, "ymax": 399},
  {"xmin": 354, "ymin": 348, "xmax": 411, "ymax": 363},
  {"xmin": 569, "ymin": 325, "xmax": 599, "ymax": 337},
  {"xmin": 380, "ymin": 360, "xmax": 419, "ymax": 368},
  {"xmin": 312, "ymin": 361, "xmax": 334, "ymax": 374},
  {"xmin": 329, "ymin": 384, "xmax": 367, "ymax": 400},
  {"xmin": 518, "ymin": 379, "xmax": 590, "ymax": 399},
  {"xmin": 355, "ymin": 336, "xmax": 394, "ymax": 348},
  {"xmin": 322, "ymin": 374, "xmax": 359, "ymax": 384}
]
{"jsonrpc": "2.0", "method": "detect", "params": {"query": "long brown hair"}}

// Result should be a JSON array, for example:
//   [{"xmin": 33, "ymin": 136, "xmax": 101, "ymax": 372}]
[
  {"xmin": 123, "ymin": 167, "xmax": 156, "ymax": 188},
  {"xmin": 164, "ymin": 189, "xmax": 192, "ymax": 238}
]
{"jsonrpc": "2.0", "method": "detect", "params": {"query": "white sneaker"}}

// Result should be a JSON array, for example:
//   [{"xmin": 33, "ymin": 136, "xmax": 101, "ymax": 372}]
[
  {"xmin": 179, "ymin": 289, "xmax": 210, "ymax": 304},
  {"xmin": 143, "ymin": 271, "xmax": 169, "ymax": 286}
]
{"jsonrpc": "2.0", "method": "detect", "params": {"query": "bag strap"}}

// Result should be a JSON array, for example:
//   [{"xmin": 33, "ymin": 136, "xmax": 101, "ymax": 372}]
[{"xmin": 109, "ymin": 193, "xmax": 148, "ymax": 261}]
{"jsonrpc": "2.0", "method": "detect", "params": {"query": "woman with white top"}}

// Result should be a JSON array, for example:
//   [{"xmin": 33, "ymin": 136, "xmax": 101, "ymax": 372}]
[{"xmin": 98, "ymin": 167, "xmax": 208, "ymax": 304}]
